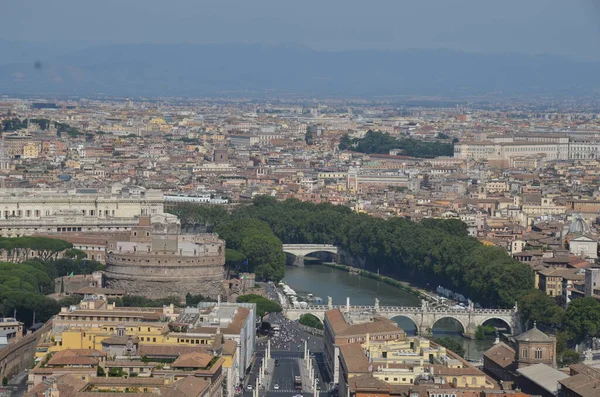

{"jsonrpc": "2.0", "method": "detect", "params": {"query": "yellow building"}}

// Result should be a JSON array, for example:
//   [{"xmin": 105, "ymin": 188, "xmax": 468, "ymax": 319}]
[
  {"xmin": 65, "ymin": 159, "xmax": 80, "ymax": 169},
  {"xmin": 35, "ymin": 297, "xmax": 254, "ymax": 397},
  {"xmin": 338, "ymin": 334, "xmax": 496, "ymax": 397},
  {"xmin": 23, "ymin": 142, "xmax": 40, "ymax": 159}
]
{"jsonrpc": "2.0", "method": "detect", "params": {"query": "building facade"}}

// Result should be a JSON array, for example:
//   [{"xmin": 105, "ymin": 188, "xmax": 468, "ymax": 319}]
[{"xmin": 0, "ymin": 186, "xmax": 164, "ymax": 237}]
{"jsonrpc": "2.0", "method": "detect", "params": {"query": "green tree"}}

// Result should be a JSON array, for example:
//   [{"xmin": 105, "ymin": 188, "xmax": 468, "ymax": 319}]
[
  {"xmin": 299, "ymin": 314, "xmax": 323, "ymax": 330},
  {"xmin": 236, "ymin": 294, "xmax": 282, "ymax": 319},
  {"xmin": 474, "ymin": 325, "xmax": 495, "ymax": 340},
  {"xmin": 117, "ymin": 295, "xmax": 182, "ymax": 308},
  {"xmin": 108, "ymin": 368, "xmax": 125, "ymax": 377},
  {"xmin": 64, "ymin": 249, "xmax": 88, "ymax": 260},
  {"xmin": 517, "ymin": 289, "xmax": 565, "ymax": 330},
  {"xmin": 564, "ymin": 298, "xmax": 600, "ymax": 342},
  {"xmin": 58, "ymin": 295, "xmax": 84, "ymax": 307},
  {"xmin": 559, "ymin": 349, "xmax": 582, "ymax": 367},
  {"xmin": 185, "ymin": 293, "xmax": 214, "ymax": 306},
  {"xmin": 433, "ymin": 337, "xmax": 465, "ymax": 358},
  {"xmin": 240, "ymin": 235, "xmax": 285, "ymax": 281},
  {"xmin": 338, "ymin": 130, "xmax": 454, "ymax": 158}
]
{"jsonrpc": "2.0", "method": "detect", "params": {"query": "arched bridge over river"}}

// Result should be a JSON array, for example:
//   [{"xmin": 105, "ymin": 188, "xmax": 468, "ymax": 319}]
[
  {"xmin": 282, "ymin": 244, "xmax": 338, "ymax": 266},
  {"xmin": 285, "ymin": 298, "xmax": 520, "ymax": 339}
]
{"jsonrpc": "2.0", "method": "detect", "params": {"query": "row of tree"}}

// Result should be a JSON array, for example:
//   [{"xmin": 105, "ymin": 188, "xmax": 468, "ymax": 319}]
[
  {"xmin": 216, "ymin": 218, "xmax": 286, "ymax": 281},
  {"xmin": 519, "ymin": 289, "xmax": 600, "ymax": 344},
  {"xmin": 236, "ymin": 294, "xmax": 282, "ymax": 319},
  {"xmin": 0, "ymin": 236, "xmax": 105, "ymax": 327},
  {"xmin": 339, "ymin": 130, "xmax": 454, "ymax": 158},
  {"xmin": 170, "ymin": 197, "xmax": 533, "ymax": 307},
  {"xmin": 1, "ymin": 118, "xmax": 84, "ymax": 137},
  {"xmin": 0, "ymin": 236, "xmax": 73, "ymax": 261}
]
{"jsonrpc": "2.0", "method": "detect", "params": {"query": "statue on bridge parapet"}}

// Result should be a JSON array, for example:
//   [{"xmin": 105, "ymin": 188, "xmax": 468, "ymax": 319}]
[
  {"xmin": 513, "ymin": 301, "xmax": 518, "ymax": 313},
  {"xmin": 421, "ymin": 299, "xmax": 429, "ymax": 312},
  {"xmin": 327, "ymin": 296, "xmax": 333, "ymax": 310},
  {"xmin": 374, "ymin": 298, "xmax": 380, "ymax": 312},
  {"xmin": 468, "ymin": 299, "xmax": 474, "ymax": 312}
]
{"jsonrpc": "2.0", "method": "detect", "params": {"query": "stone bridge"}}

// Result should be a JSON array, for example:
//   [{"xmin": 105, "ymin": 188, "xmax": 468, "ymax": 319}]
[
  {"xmin": 282, "ymin": 244, "xmax": 338, "ymax": 266},
  {"xmin": 285, "ymin": 298, "xmax": 520, "ymax": 339}
]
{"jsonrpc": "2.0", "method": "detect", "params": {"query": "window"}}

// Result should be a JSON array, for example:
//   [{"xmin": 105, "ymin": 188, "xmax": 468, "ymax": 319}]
[
  {"xmin": 471, "ymin": 377, "xmax": 476, "ymax": 385},
  {"xmin": 522, "ymin": 348, "xmax": 528, "ymax": 359},
  {"xmin": 535, "ymin": 348, "xmax": 543, "ymax": 359}
]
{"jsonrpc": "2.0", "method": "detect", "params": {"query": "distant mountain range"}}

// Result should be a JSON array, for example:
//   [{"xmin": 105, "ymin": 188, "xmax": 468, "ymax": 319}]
[{"xmin": 1, "ymin": 41, "xmax": 599, "ymax": 98}]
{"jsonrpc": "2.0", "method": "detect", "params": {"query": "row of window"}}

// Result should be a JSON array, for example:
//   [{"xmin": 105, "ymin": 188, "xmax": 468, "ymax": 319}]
[
  {"xmin": 522, "ymin": 348, "xmax": 545, "ymax": 359},
  {"xmin": 382, "ymin": 376, "xmax": 411, "ymax": 383}
]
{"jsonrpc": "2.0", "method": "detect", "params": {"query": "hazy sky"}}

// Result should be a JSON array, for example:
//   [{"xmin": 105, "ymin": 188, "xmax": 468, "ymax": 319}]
[{"xmin": 2, "ymin": 0, "xmax": 600, "ymax": 60}]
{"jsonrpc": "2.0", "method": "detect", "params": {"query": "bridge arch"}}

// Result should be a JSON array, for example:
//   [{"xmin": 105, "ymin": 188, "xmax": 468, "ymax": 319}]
[
  {"xmin": 390, "ymin": 315, "xmax": 418, "ymax": 335},
  {"xmin": 431, "ymin": 316, "xmax": 468, "ymax": 334},
  {"xmin": 479, "ymin": 317, "xmax": 513, "ymax": 334}
]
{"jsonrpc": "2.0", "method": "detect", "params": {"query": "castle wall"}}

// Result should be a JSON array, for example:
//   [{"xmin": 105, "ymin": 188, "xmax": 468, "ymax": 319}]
[{"xmin": 104, "ymin": 250, "xmax": 225, "ymax": 299}]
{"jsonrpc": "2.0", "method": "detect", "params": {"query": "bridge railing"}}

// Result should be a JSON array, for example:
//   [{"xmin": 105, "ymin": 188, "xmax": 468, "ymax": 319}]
[
  {"xmin": 282, "ymin": 244, "xmax": 337, "ymax": 248},
  {"xmin": 289, "ymin": 305, "xmax": 514, "ymax": 315}
]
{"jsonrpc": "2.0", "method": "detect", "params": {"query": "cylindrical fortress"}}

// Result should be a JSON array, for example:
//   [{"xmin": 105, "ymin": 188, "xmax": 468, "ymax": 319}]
[{"xmin": 104, "ymin": 214, "xmax": 226, "ymax": 299}]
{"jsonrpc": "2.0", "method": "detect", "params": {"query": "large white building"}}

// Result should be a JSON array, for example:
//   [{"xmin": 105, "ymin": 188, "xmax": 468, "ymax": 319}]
[
  {"xmin": 454, "ymin": 134, "xmax": 600, "ymax": 166},
  {"xmin": 0, "ymin": 185, "xmax": 164, "ymax": 237}
]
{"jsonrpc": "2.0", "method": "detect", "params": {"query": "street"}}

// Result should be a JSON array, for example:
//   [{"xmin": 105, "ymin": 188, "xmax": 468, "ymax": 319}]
[{"xmin": 243, "ymin": 283, "xmax": 331, "ymax": 397}]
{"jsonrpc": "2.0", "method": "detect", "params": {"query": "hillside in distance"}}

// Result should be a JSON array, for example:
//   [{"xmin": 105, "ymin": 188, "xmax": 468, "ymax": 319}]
[{"xmin": 1, "ymin": 42, "xmax": 599, "ymax": 98}]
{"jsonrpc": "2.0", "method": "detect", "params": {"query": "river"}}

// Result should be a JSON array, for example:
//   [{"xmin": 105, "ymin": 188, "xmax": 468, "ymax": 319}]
[{"xmin": 283, "ymin": 264, "xmax": 494, "ymax": 360}]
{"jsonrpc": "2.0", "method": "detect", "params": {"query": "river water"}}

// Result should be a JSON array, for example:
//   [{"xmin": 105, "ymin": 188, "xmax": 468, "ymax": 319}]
[{"xmin": 283, "ymin": 264, "xmax": 494, "ymax": 360}]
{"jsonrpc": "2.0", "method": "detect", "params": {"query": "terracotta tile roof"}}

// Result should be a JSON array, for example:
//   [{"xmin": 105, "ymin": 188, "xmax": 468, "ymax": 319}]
[
  {"xmin": 24, "ymin": 374, "xmax": 88, "ymax": 397},
  {"xmin": 325, "ymin": 309, "xmax": 401, "ymax": 337},
  {"xmin": 87, "ymin": 377, "xmax": 164, "ymax": 386},
  {"xmin": 222, "ymin": 339, "xmax": 237, "ymax": 355},
  {"xmin": 515, "ymin": 326, "xmax": 553, "ymax": 343},
  {"xmin": 559, "ymin": 365, "xmax": 600, "ymax": 397},
  {"xmin": 483, "ymin": 342, "xmax": 516, "ymax": 368},
  {"xmin": 47, "ymin": 356, "xmax": 98, "ymax": 366},
  {"xmin": 138, "ymin": 344, "xmax": 208, "ymax": 358},
  {"xmin": 338, "ymin": 343, "xmax": 370, "ymax": 373},
  {"xmin": 347, "ymin": 374, "xmax": 390, "ymax": 392},
  {"xmin": 52, "ymin": 349, "xmax": 107, "ymax": 358},
  {"xmin": 172, "ymin": 352, "xmax": 213, "ymax": 368},
  {"xmin": 164, "ymin": 377, "xmax": 210, "ymax": 397},
  {"xmin": 47, "ymin": 349, "xmax": 106, "ymax": 366}
]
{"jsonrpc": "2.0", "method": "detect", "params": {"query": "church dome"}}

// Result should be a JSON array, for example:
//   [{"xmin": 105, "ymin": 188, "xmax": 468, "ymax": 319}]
[{"xmin": 568, "ymin": 214, "xmax": 590, "ymax": 235}]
